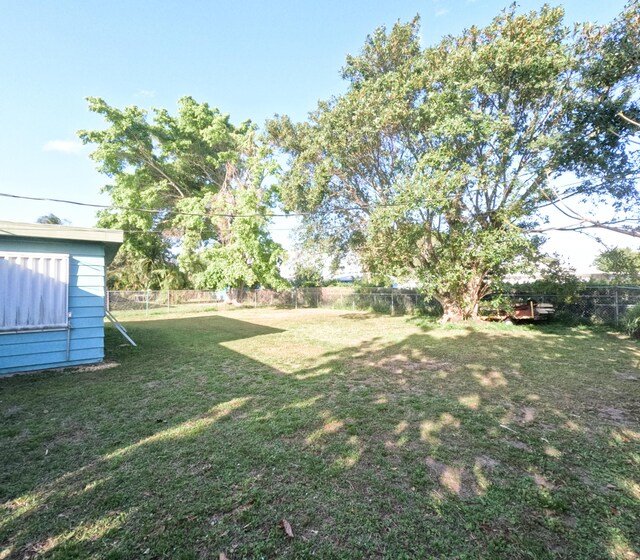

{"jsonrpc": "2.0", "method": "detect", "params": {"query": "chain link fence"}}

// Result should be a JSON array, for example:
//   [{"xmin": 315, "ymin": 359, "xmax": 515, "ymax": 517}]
[
  {"xmin": 515, "ymin": 286, "xmax": 640, "ymax": 325},
  {"xmin": 106, "ymin": 285, "xmax": 640, "ymax": 325},
  {"xmin": 106, "ymin": 287, "xmax": 438, "ymax": 317}
]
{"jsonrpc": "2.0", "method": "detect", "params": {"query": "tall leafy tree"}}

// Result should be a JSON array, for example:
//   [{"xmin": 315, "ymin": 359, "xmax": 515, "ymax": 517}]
[
  {"xmin": 594, "ymin": 247, "xmax": 640, "ymax": 283},
  {"xmin": 36, "ymin": 214, "xmax": 67, "ymax": 225},
  {"xmin": 268, "ymin": 4, "xmax": 639, "ymax": 321},
  {"xmin": 550, "ymin": 0, "xmax": 640, "ymax": 238},
  {"xmin": 79, "ymin": 97, "xmax": 286, "ymax": 290}
]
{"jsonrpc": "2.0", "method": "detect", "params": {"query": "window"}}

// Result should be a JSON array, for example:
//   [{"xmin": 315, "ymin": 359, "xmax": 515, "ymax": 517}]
[{"xmin": 0, "ymin": 252, "xmax": 69, "ymax": 332}]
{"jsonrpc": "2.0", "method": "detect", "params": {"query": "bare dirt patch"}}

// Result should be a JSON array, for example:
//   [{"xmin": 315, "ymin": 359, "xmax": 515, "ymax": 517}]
[
  {"xmin": 504, "ymin": 439, "xmax": 532, "ymax": 451},
  {"xmin": 598, "ymin": 406, "xmax": 628, "ymax": 425},
  {"xmin": 76, "ymin": 361, "xmax": 120, "ymax": 373},
  {"xmin": 340, "ymin": 313, "xmax": 379, "ymax": 320}
]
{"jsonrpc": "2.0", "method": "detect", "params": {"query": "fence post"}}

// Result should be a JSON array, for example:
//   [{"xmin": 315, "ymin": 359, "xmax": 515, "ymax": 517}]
[
  {"xmin": 167, "ymin": 290, "xmax": 171, "ymax": 311},
  {"xmin": 106, "ymin": 290, "xmax": 110, "ymax": 313},
  {"xmin": 615, "ymin": 288, "xmax": 619, "ymax": 326},
  {"xmin": 391, "ymin": 290, "xmax": 395, "ymax": 315},
  {"xmin": 146, "ymin": 289, "xmax": 150, "ymax": 317},
  {"xmin": 255, "ymin": 290, "xmax": 258, "ymax": 308}
]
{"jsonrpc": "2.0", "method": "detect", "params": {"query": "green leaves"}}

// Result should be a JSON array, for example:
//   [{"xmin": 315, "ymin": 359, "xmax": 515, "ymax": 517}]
[
  {"xmin": 594, "ymin": 247, "xmax": 640, "ymax": 283},
  {"xmin": 81, "ymin": 97, "xmax": 286, "ymax": 290},
  {"xmin": 268, "ymin": 3, "xmax": 640, "ymax": 320}
]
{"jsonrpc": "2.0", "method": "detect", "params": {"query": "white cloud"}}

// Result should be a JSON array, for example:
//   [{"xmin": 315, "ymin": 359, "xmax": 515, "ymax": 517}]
[
  {"xmin": 134, "ymin": 89, "xmax": 156, "ymax": 99},
  {"xmin": 43, "ymin": 139, "xmax": 84, "ymax": 155},
  {"xmin": 435, "ymin": 8, "xmax": 450, "ymax": 16}
]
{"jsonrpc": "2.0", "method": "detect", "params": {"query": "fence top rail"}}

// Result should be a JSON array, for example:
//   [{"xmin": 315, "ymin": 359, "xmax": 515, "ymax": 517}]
[{"xmin": 580, "ymin": 285, "xmax": 640, "ymax": 290}]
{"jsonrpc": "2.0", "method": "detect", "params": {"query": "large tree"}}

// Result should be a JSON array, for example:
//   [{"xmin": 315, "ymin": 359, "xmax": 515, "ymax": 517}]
[
  {"xmin": 268, "ymin": 3, "xmax": 640, "ymax": 321},
  {"xmin": 594, "ymin": 247, "xmax": 640, "ymax": 283},
  {"xmin": 545, "ymin": 0, "xmax": 640, "ymax": 239},
  {"xmin": 79, "ymin": 97, "xmax": 286, "ymax": 290},
  {"xmin": 36, "ymin": 214, "xmax": 67, "ymax": 225}
]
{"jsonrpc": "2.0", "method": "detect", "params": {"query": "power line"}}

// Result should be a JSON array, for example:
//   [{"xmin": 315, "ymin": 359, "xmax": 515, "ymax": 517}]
[
  {"xmin": 117, "ymin": 227, "xmax": 297, "ymax": 234},
  {"xmin": 1, "ymin": 172, "xmax": 638, "ymax": 221},
  {"xmin": 0, "ymin": 191, "xmax": 373, "ymax": 219}
]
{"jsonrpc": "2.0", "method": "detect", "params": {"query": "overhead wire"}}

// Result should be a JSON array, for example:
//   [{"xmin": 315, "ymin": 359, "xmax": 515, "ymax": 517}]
[
  {"xmin": 0, "ymin": 191, "xmax": 381, "ymax": 219},
  {"xmin": 1, "ymin": 171, "xmax": 638, "ymax": 233}
]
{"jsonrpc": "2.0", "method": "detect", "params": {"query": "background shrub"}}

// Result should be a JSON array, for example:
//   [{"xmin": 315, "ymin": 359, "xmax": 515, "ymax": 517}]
[{"xmin": 623, "ymin": 303, "xmax": 640, "ymax": 338}]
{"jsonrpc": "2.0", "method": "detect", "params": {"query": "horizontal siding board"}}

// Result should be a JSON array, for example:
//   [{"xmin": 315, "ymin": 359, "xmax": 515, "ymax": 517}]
[
  {"xmin": 0, "ymin": 336, "xmax": 104, "ymax": 358},
  {"xmin": 71, "ymin": 260, "xmax": 105, "ymax": 269},
  {"xmin": 70, "ymin": 276, "xmax": 105, "ymax": 289},
  {"xmin": 70, "ymin": 265, "xmax": 105, "ymax": 276},
  {"xmin": 69, "ymin": 296, "xmax": 104, "ymax": 309},
  {"xmin": 71, "ymin": 317, "xmax": 105, "ymax": 329},
  {"xmin": 70, "ymin": 254, "xmax": 104, "ymax": 269},
  {"xmin": 70, "ymin": 265, "xmax": 104, "ymax": 273},
  {"xmin": 0, "ymin": 339, "xmax": 64, "ymax": 359},
  {"xmin": 0, "ymin": 347, "xmax": 104, "ymax": 371},
  {"xmin": 73, "ymin": 327, "xmax": 105, "ymax": 340},
  {"xmin": 70, "ymin": 307, "xmax": 105, "ymax": 319},
  {"xmin": 69, "ymin": 287, "xmax": 104, "ymax": 298},
  {"xmin": 73, "ymin": 326, "xmax": 106, "ymax": 339},
  {"xmin": 0, "ymin": 330, "xmax": 68, "ymax": 345},
  {"xmin": 0, "ymin": 357, "xmax": 103, "ymax": 375},
  {"xmin": 69, "ymin": 277, "xmax": 104, "ymax": 289},
  {"xmin": 0, "ymin": 327, "xmax": 104, "ymax": 346}
]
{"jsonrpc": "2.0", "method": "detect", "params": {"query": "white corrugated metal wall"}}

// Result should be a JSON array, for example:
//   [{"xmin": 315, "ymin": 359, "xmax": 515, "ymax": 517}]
[{"xmin": 0, "ymin": 252, "xmax": 69, "ymax": 331}]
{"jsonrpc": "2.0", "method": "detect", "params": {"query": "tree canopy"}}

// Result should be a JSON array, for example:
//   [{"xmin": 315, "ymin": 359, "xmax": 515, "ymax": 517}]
[
  {"xmin": 79, "ymin": 97, "xmax": 286, "ymax": 290},
  {"xmin": 594, "ymin": 247, "xmax": 640, "ymax": 283},
  {"xmin": 268, "ymin": 3, "xmax": 640, "ymax": 320},
  {"xmin": 36, "ymin": 214, "xmax": 67, "ymax": 225}
]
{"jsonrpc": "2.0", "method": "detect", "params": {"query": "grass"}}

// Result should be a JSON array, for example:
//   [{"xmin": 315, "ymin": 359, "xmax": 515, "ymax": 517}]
[{"xmin": 1, "ymin": 308, "xmax": 639, "ymax": 559}]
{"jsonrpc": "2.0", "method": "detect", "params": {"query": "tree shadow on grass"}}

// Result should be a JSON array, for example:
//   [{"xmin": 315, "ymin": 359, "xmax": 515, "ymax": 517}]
[
  {"xmin": 295, "ymin": 323, "xmax": 640, "ymax": 558},
  {"xmin": 1, "ymin": 314, "xmax": 639, "ymax": 559}
]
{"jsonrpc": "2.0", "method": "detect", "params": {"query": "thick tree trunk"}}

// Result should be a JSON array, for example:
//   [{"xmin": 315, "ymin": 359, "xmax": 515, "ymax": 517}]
[
  {"xmin": 226, "ymin": 282, "xmax": 246, "ymax": 304},
  {"xmin": 439, "ymin": 298, "xmax": 467, "ymax": 323},
  {"xmin": 437, "ymin": 273, "xmax": 488, "ymax": 323}
]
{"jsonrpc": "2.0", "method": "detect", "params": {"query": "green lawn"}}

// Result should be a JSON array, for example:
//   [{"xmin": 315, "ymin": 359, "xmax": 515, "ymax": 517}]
[{"xmin": 1, "ymin": 309, "xmax": 639, "ymax": 559}]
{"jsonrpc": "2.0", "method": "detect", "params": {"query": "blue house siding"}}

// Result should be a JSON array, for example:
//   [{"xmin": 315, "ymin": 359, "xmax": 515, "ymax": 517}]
[{"xmin": 0, "ymin": 238, "xmax": 108, "ymax": 375}]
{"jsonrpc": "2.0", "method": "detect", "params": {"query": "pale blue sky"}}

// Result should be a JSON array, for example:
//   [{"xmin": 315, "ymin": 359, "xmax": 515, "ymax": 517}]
[{"xmin": 0, "ymin": 0, "xmax": 634, "ymax": 269}]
